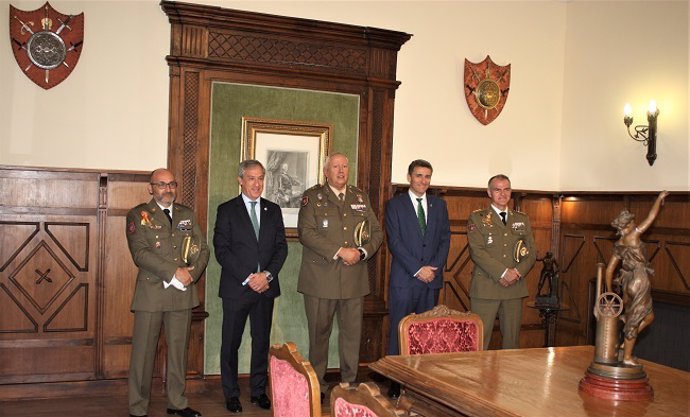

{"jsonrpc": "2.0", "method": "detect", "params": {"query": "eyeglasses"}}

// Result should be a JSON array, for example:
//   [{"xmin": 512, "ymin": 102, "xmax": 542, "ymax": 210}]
[{"xmin": 151, "ymin": 181, "xmax": 178, "ymax": 189}]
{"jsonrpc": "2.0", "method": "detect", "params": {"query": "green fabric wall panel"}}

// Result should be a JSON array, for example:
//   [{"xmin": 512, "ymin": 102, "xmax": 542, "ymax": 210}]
[{"xmin": 205, "ymin": 83, "xmax": 359, "ymax": 375}]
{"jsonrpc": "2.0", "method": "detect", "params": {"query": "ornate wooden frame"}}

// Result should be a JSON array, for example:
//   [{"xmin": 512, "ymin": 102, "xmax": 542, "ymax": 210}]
[{"xmin": 161, "ymin": 1, "xmax": 411, "ymax": 364}]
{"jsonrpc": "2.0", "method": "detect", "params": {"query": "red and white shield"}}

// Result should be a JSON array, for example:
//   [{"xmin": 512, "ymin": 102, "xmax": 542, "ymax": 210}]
[
  {"xmin": 9, "ymin": 2, "xmax": 84, "ymax": 90},
  {"xmin": 464, "ymin": 55, "xmax": 511, "ymax": 125}
]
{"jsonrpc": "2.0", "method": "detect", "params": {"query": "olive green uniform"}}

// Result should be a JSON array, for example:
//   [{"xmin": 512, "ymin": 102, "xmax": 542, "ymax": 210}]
[
  {"xmin": 467, "ymin": 207, "xmax": 535, "ymax": 349},
  {"xmin": 125, "ymin": 199, "xmax": 210, "ymax": 415},
  {"xmin": 297, "ymin": 183, "xmax": 383, "ymax": 391}
]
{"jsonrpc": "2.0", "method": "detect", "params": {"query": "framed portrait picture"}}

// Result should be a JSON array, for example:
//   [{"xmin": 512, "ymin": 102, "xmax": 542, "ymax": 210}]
[{"xmin": 242, "ymin": 117, "xmax": 332, "ymax": 235}]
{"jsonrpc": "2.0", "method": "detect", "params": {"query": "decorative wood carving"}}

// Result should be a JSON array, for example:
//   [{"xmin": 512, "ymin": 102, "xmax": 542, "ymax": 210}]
[{"xmin": 161, "ymin": 1, "xmax": 411, "ymax": 362}]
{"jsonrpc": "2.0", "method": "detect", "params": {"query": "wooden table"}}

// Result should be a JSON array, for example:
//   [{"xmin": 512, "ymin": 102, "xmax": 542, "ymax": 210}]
[{"xmin": 369, "ymin": 346, "xmax": 689, "ymax": 417}]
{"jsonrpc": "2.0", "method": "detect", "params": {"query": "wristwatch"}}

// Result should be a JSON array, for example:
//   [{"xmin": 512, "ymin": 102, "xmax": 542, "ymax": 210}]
[
  {"xmin": 264, "ymin": 271, "xmax": 273, "ymax": 282},
  {"xmin": 358, "ymin": 248, "xmax": 366, "ymax": 261}
]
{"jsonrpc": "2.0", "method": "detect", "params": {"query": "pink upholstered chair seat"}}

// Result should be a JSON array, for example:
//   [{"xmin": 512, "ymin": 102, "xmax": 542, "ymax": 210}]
[
  {"xmin": 406, "ymin": 318, "xmax": 480, "ymax": 354},
  {"xmin": 270, "ymin": 355, "xmax": 311, "ymax": 417},
  {"xmin": 333, "ymin": 397, "xmax": 379, "ymax": 417}
]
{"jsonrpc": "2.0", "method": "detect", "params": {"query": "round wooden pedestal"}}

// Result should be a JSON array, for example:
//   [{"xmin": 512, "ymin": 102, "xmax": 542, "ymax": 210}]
[{"xmin": 579, "ymin": 369, "xmax": 653, "ymax": 401}]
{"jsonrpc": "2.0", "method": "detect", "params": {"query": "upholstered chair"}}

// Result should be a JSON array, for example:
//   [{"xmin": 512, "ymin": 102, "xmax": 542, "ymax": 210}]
[
  {"xmin": 330, "ymin": 382, "xmax": 403, "ymax": 417},
  {"xmin": 269, "ymin": 342, "xmax": 321, "ymax": 417},
  {"xmin": 398, "ymin": 304, "xmax": 483, "ymax": 355}
]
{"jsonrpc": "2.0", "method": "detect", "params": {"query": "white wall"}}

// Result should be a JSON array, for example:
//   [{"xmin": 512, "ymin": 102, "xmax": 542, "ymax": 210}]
[
  {"xmin": 0, "ymin": 1, "xmax": 687, "ymax": 190},
  {"xmin": 561, "ymin": 1, "xmax": 689, "ymax": 191}
]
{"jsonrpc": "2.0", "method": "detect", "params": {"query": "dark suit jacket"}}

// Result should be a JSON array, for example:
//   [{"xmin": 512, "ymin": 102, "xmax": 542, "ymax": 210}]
[
  {"xmin": 214, "ymin": 195, "xmax": 288, "ymax": 301},
  {"xmin": 385, "ymin": 192, "xmax": 451, "ymax": 290}
]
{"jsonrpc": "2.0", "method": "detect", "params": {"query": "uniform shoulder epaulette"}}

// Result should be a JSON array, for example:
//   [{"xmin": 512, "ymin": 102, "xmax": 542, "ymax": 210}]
[
  {"xmin": 175, "ymin": 203, "xmax": 192, "ymax": 211},
  {"xmin": 133, "ymin": 202, "xmax": 149, "ymax": 211},
  {"xmin": 512, "ymin": 209, "xmax": 528, "ymax": 216},
  {"xmin": 306, "ymin": 184, "xmax": 321, "ymax": 192},
  {"xmin": 471, "ymin": 208, "xmax": 486, "ymax": 214},
  {"xmin": 348, "ymin": 184, "xmax": 363, "ymax": 193}
]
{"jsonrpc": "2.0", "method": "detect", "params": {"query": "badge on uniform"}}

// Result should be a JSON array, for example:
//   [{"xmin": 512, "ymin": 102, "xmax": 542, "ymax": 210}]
[
  {"xmin": 177, "ymin": 219, "xmax": 192, "ymax": 231},
  {"xmin": 140, "ymin": 210, "xmax": 161, "ymax": 229},
  {"xmin": 301, "ymin": 196, "xmax": 309, "ymax": 207},
  {"xmin": 127, "ymin": 221, "xmax": 136, "ymax": 235},
  {"xmin": 481, "ymin": 212, "xmax": 493, "ymax": 227},
  {"xmin": 322, "ymin": 219, "xmax": 329, "ymax": 228},
  {"xmin": 514, "ymin": 239, "xmax": 529, "ymax": 262}
]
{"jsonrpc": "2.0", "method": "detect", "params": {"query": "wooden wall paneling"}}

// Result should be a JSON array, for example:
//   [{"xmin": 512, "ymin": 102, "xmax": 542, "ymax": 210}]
[
  {"xmin": 101, "ymin": 173, "xmax": 150, "ymax": 379},
  {"xmin": 555, "ymin": 193, "xmax": 690, "ymax": 352},
  {"xmin": 0, "ymin": 169, "xmax": 100, "ymax": 384}
]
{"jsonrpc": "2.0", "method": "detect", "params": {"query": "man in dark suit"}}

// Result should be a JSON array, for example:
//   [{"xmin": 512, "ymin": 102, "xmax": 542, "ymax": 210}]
[
  {"xmin": 213, "ymin": 160, "xmax": 288, "ymax": 413},
  {"xmin": 297, "ymin": 153, "xmax": 384, "ymax": 396},
  {"xmin": 126, "ymin": 168, "xmax": 210, "ymax": 417},
  {"xmin": 467, "ymin": 174, "xmax": 536, "ymax": 350},
  {"xmin": 384, "ymin": 159, "xmax": 450, "ymax": 398}
]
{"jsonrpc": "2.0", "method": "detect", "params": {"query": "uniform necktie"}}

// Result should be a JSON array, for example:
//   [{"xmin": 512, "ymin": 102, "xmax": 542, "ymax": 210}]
[
  {"xmin": 250, "ymin": 201, "xmax": 260, "ymax": 239},
  {"xmin": 500, "ymin": 211, "xmax": 507, "ymax": 225},
  {"xmin": 163, "ymin": 208, "xmax": 172, "ymax": 225},
  {"xmin": 416, "ymin": 198, "xmax": 426, "ymax": 235},
  {"xmin": 338, "ymin": 192, "xmax": 345, "ymax": 202}
]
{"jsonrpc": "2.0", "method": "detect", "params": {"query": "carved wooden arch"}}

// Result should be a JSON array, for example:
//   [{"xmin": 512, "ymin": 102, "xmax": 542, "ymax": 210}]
[{"xmin": 161, "ymin": 1, "xmax": 410, "ymax": 362}]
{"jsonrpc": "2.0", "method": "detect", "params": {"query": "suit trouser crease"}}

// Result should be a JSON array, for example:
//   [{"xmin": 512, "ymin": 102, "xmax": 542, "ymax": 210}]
[
  {"xmin": 221, "ymin": 296, "xmax": 274, "ymax": 398},
  {"xmin": 129, "ymin": 309, "xmax": 191, "ymax": 415},
  {"xmin": 304, "ymin": 295, "xmax": 363, "ymax": 392},
  {"xmin": 387, "ymin": 286, "xmax": 440, "ymax": 355},
  {"xmin": 472, "ymin": 297, "xmax": 523, "ymax": 349}
]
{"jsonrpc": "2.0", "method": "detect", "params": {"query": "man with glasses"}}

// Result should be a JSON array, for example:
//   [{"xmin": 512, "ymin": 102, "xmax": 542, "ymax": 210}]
[{"xmin": 125, "ymin": 168, "xmax": 210, "ymax": 417}]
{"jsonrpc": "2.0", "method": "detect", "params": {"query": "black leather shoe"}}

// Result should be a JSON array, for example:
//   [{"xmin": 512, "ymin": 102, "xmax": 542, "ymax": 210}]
[
  {"xmin": 166, "ymin": 407, "xmax": 201, "ymax": 417},
  {"xmin": 388, "ymin": 381, "xmax": 401, "ymax": 399},
  {"xmin": 250, "ymin": 393, "xmax": 271, "ymax": 410},
  {"xmin": 226, "ymin": 397, "xmax": 242, "ymax": 413}
]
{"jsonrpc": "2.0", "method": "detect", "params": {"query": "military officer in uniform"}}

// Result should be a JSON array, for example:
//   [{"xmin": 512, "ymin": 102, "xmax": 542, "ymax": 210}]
[
  {"xmin": 126, "ymin": 168, "xmax": 210, "ymax": 417},
  {"xmin": 297, "ymin": 152, "xmax": 384, "ymax": 396},
  {"xmin": 467, "ymin": 174, "xmax": 536, "ymax": 350}
]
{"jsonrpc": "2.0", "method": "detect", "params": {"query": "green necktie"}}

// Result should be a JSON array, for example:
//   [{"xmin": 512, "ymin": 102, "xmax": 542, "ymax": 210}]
[
  {"xmin": 416, "ymin": 197, "xmax": 426, "ymax": 236},
  {"xmin": 250, "ymin": 201, "xmax": 259, "ymax": 239}
]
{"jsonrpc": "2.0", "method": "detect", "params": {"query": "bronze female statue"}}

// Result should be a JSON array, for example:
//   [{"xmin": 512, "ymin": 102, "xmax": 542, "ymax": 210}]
[{"xmin": 604, "ymin": 191, "xmax": 669, "ymax": 366}]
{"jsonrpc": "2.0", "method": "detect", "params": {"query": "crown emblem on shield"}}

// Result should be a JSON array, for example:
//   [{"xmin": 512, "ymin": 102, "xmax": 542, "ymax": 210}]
[
  {"xmin": 464, "ymin": 55, "xmax": 511, "ymax": 125},
  {"xmin": 9, "ymin": 2, "xmax": 84, "ymax": 89}
]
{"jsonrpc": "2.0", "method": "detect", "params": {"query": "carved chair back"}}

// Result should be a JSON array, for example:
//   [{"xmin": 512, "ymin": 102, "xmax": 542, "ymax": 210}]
[
  {"xmin": 331, "ymin": 382, "xmax": 403, "ymax": 417},
  {"xmin": 269, "ymin": 341, "xmax": 321, "ymax": 417},
  {"xmin": 398, "ymin": 304, "xmax": 484, "ymax": 355}
]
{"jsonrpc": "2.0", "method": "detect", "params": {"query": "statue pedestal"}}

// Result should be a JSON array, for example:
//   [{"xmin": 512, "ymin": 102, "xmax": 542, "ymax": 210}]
[
  {"xmin": 579, "ymin": 363, "xmax": 654, "ymax": 401},
  {"xmin": 527, "ymin": 301, "xmax": 566, "ymax": 347}
]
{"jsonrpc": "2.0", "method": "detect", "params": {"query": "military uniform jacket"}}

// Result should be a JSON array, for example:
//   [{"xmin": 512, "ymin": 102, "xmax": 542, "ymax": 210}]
[
  {"xmin": 467, "ymin": 207, "xmax": 536, "ymax": 300},
  {"xmin": 297, "ymin": 183, "xmax": 384, "ymax": 299},
  {"xmin": 126, "ymin": 199, "xmax": 210, "ymax": 312}
]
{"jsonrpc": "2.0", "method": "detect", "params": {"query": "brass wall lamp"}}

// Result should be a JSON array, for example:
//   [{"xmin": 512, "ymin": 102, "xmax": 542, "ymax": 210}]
[{"xmin": 623, "ymin": 100, "xmax": 659, "ymax": 166}]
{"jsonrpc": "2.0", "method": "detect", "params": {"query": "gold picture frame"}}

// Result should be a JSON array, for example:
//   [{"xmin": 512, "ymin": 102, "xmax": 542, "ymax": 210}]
[{"xmin": 241, "ymin": 117, "xmax": 332, "ymax": 235}]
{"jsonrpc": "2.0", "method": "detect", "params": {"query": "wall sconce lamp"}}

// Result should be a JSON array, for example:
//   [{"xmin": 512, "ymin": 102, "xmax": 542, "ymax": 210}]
[{"xmin": 623, "ymin": 100, "xmax": 659, "ymax": 166}]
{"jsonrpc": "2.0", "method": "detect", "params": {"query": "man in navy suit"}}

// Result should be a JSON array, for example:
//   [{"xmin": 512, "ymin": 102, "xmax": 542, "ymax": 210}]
[
  {"xmin": 385, "ymin": 159, "xmax": 450, "ymax": 397},
  {"xmin": 213, "ymin": 160, "xmax": 288, "ymax": 413}
]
